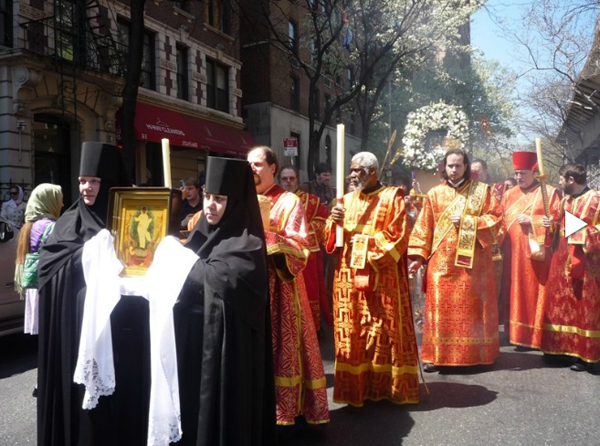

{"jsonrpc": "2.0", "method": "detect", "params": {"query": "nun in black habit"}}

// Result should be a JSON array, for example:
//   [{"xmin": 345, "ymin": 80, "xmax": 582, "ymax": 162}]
[
  {"xmin": 37, "ymin": 142, "xmax": 151, "ymax": 446},
  {"xmin": 174, "ymin": 156, "xmax": 277, "ymax": 446}
]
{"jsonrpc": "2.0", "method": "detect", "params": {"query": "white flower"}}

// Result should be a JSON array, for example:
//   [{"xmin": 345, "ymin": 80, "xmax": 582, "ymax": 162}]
[{"xmin": 401, "ymin": 101, "xmax": 469, "ymax": 171}]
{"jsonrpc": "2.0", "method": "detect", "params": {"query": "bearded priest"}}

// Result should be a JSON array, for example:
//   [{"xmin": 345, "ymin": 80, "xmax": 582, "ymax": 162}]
[
  {"xmin": 541, "ymin": 163, "xmax": 600, "ymax": 372},
  {"xmin": 408, "ymin": 148, "xmax": 502, "ymax": 372}
]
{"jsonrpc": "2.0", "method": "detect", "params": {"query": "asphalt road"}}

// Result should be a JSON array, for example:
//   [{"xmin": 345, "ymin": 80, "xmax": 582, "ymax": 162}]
[{"xmin": 1, "ymin": 325, "xmax": 599, "ymax": 446}]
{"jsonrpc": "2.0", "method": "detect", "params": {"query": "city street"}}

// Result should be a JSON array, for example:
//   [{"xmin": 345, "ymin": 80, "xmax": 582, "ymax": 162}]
[{"xmin": 1, "ymin": 326, "xmax": 599, "ymax": 446}]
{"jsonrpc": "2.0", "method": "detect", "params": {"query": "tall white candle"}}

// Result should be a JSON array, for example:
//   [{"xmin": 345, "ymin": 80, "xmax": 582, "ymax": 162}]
[
  {"xmin": 535, "ymin": 138, "xmax": 545, "ymax": 176},
  {"xmin": 162, "ymin": 138, "xmax": 172, "ymax": 188},
  {"xmin": 336, "ymin": 124, "xmax": 345, "ymax": 248}
]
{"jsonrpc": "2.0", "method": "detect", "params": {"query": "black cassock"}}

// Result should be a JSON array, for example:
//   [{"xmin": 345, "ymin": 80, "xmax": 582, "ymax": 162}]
[
  {"xmin": 174, "ymin": 158, "xmax": 277, "ymax": 446},
  {"xmin": 37, "ymin": 199, "xmax": 150, "ymax": 446}
]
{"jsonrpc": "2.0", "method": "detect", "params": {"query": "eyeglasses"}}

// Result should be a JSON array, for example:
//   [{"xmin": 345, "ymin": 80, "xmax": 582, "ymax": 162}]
[{"xmin": 10, "ymin": 191, "xmax": 18, "ymax": 195}]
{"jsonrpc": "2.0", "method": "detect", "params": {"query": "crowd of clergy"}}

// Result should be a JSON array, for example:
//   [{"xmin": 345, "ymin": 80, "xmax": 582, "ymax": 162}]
[{"xmin": 30, "ymin": 141, "xmax": 599, "ymax": 446}]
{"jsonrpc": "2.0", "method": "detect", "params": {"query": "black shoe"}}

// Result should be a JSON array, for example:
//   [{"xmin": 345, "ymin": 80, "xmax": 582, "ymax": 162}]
[
  {"xmin": 423, "ymin": 363, "xmax": 439, "ymax": 373},
  {"xmin": 514, "ymin": 345, "xmax": 534, "ymax": 352},
  {"xmin": 570, "ymin": 361, "xmax": 589, "ymax": 372}
]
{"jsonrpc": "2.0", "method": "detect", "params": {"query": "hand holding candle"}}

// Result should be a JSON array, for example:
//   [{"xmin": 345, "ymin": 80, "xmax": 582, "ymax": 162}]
[
  {"xmin": 162, "ymin": 138, "xmax": 172, "ymax": 188},
  {"xmin": 336, "ymin": 124, "xmax": 345, "ymax": 248}
]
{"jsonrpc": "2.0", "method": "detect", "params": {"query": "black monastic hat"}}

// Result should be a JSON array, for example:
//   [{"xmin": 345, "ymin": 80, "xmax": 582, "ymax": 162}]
[
  {"xmin": 205, "ymin": 157, "xmax": 250, "ymax": 199},
  {"xmin": 79, "ymin": 142, "xmax": 122, "ymax": 182}
]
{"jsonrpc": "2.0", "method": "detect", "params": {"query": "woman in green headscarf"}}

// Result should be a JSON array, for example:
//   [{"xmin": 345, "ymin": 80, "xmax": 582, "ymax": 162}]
[{"xmin": 14, "ymin": 183, "xmax": 63, "ymax": 334}]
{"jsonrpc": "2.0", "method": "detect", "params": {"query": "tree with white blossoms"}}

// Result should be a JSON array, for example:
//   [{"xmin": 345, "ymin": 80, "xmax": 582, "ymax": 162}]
[
  {"xmin": 369, "ymin": 42, "xmax": 520, "ymax": 178},
  {"xmin": 350, "ymin": 0, "xmax": 480, "ymax": 153},
  {"xmin": 237, "ymin": 0, "xmax": 482, "ymax": 178},
  {"xmin": 401, "ymin": 102, "xmax": 470, "ymax": 170}
]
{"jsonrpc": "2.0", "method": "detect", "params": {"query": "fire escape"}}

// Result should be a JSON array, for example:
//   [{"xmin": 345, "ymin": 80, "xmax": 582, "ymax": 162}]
[{"xmin": 20, "ymin": 0, "xmax": 127, "ymax": 121}]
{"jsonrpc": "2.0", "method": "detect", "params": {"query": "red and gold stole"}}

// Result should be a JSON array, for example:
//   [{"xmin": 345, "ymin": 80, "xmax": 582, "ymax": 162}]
[
  {"xmin": 343, "ymin": 186, "xmax": 399, "ymax": 290},
  {"xmin": 504, "ymin": 185, "xmax": 547, "ymax": 261},
  {"xmin": 431, "ymin": 181, "xmax": 488, "ymax": 269},
  {"xmin": 296, "ymin": 190, "xmax": 322, "ymax": 252}
]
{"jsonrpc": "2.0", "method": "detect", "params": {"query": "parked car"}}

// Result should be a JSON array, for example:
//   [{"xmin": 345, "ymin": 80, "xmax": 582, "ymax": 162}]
[{"xmin": 0, "ymin": 218, "xmax": 24, "ymax": 336}]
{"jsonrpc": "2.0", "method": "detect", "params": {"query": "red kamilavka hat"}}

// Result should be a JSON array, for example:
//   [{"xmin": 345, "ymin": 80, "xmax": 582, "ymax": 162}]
[{"xmin": 512, "ymin": 151, "xmax": 538, "ymax": 171}]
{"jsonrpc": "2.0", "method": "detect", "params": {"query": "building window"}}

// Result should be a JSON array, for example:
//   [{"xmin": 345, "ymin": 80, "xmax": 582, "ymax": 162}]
[
  {"xmin": 206, "ymin": 0, "xmax": 229, "ymax": 34},
  {"xmin": 206, "ymin": 59, "xmax": 229, "ymax": 113},
  {"xmin": 176, "ymin": 44, "xmax": 189, "ymax": 100},
  {"xmin": 55, "ymin": 0, "xmax": 78, "ymax": 62},
  {"xmin": 290, "ymin": 76, "xmax": 300, "ymax": 112},
  {"xmin": 313, "ymin": 88, "xmax": 320, "ymax": 120},
  {"xmin": 289, "ymin": 20, "xmax": 298, "ymax": 55},
  {"xmin": 117, "ymin": 21, "xmax": 155, "ymax": 90},
  {"xmin": 324, "ymin": 94, "xmax": 331, "ymax": 124},
  {"xmin": 0, "ymin": 0, "xmax": 12, "ymax": 47},
  {"xmin": 141, "ymin": 32, "xmax": 156, "ymax": 90}
]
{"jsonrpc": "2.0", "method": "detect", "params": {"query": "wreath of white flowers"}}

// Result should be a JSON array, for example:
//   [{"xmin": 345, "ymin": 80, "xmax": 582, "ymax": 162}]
[{"xmin": 402, "ymin": 102, "xmax": 470, "ymax": 171}]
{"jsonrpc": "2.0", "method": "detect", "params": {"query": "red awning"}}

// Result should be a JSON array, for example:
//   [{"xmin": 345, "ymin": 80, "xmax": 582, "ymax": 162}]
[{"xmin": 117, "ymin": 103, "xmax": 255, "ymax": 156}]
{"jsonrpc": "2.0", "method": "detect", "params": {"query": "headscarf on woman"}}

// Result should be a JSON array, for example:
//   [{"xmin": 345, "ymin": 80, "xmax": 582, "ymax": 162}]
[
  {"xmin": 8, "ymin": 185, "xmax": 24, "ymax": 206},
  {"xmin": 24, "ymin": 184, "xmax": 63, "ymax": 223},
  {"xmin": 176, "ymin": 156, "xmax": 276, "ymax": 446},
  {"xmin": 1, "ymin": 185, "xmax": 26, "ymax": 228},
  {"xmin": 15, "ymin": 184, "xmax": 63, "ymax": 296}
]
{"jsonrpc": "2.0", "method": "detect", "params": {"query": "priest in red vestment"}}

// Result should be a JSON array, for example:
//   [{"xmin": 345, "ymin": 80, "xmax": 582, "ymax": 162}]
[
  {"xmin": 541, "ymin": 163, "xmax": 600, "ymax": 372},
  {"xmin": 279, "ymin": 165, "xmax": 332, "ymax": 331},
  {"xmin": 247, "ymin": 147, "xmax": 329, "ymax": 426},
  {"xmin": 325, "ymin": 152, "xmax": 419, "ymax": 407},
  {"xmin": 408, "ymin": 148, "xmax": 502, "ymax": 371},
  {"xmin": 472, "ymin": 158, "xmax": 510, "ymax": 329},
  {"xmin": 500, "ymin": 151, "xmax": 560, "ymax": 349}
]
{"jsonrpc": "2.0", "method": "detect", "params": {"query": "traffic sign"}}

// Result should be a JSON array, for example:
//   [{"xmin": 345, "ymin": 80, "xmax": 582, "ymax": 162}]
[
  {"xmin": 564, "ymin": 211, "xmax": 587, "ymax": 238},
  {"xmin": 283, "ymin": 137, "xmax": 298, "ymax": 157}
]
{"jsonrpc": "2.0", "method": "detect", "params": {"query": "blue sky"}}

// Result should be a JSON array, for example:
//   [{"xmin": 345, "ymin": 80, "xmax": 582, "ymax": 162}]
[
  {"xmin": 471, "ymin": 0, "xmax": 598, "ymax": 145},
  {"xmin": 471, "ymin": 1, "xmax": 528, "ymax": 69},
  {"xmin": 471, "ymin": 0, "xmax": 534, "ymax": 140}
]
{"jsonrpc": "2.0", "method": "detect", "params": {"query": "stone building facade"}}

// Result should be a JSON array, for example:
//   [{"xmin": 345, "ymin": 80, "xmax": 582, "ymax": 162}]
[{"xmin": 1, "ymin": 0, "xmax": 254, "ymax": 206}]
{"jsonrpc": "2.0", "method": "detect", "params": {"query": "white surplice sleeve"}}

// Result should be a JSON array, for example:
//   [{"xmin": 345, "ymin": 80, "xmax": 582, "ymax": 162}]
[
  {"xmin": 146, "ymin": 236, "xmax": 198, "ymax": 446},
  {"xmin": 75, "ymin": 229, "xmax": 123, "ymax": 409}
]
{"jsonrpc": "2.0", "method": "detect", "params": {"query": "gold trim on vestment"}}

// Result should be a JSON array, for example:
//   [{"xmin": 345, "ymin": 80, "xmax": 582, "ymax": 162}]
[
  {"xmin": 349, "ymin": 234, "xmax": 368, "ymax": 269},
  {"xmin": 333, "ymin": 396, "xmax": 420, "ymax": 407},
  {"xmin": 374, "ymin": 230, "xmax": 401, "ymax": 263},
  {"xmin": 505, "ymin": 185, "xmax": 546, "ymax": 260},
  {"xmin": 456, "ymin": 214, "xmax": 478, "ymax": 268},
  {"xmin": 510, "ymin": 320, "xmax": 542, "ymax": 330},
  {"xmin": 431, "ymin": 181, "xmax": 487, "ymax": 269},
  {"xmin": 504, "ymin": 193, "xmax": 534, "ymax": 233},
  {"xmin": 334, "ymin": 361, "xmax": 419, "ymax": 376},
  {"xmin": 273, "ymin": 375, "xmax": 327, "ymax": 388},
  {"xmin": 542, "ymin": 323, "xmax": 600, "ymax": 338},
  {"xmin": 452, "ymin": 181, "xmax": 488, "ymax": 268}
]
